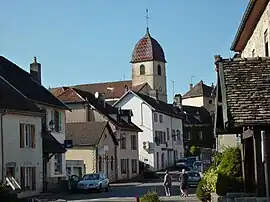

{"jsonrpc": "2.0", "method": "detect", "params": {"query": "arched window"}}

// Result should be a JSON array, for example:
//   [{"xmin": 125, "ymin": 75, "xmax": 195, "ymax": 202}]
[
  {"xmin": 157, "ymin": 65, "xmax": 162, "ymax": 75},
  {"xmin": 98, "ymin": 156, "xmax": 102, "ymax": 171},
  {"xmin": 140, "ymin": 65, "xmax": 145, "ymax": 75},
  {"xmin": 110, "ymin": 156, "xmax": 114, "ymax": 171}
]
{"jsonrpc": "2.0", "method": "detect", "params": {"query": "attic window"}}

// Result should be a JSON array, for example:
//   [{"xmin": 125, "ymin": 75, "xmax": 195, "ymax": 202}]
[{"xmin": 140, "ymin": 65, "xmax": 145, "ymax": 75}]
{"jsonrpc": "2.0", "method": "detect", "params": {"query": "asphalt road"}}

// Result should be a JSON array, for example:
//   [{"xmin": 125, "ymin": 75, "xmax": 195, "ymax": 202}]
[{"xmin": 42, "ymin": 182, "xmax": 199, "ymax": 202}]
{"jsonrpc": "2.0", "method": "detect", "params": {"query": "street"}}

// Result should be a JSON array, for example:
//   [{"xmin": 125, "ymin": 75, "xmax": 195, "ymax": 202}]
[{"xmin": 38, "ymin": 182, "xmax": 198, "ymax": 202}]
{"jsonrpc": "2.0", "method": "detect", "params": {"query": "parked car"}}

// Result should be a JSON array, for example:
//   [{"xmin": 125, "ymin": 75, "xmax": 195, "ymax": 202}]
[
  {"xmin": 176, "ymin": 158, "xmax": 187, "ymax": 169},
  {"xmin": 193, "ymin": 161, "xmax": 202, "ymax": 171},
  {"xmin": 187, "ymin": 170, "xmax": 202, "ymax": 187},
  {"xmin": 186, "ymin": 156, "xmax": 198, "ymax": 169},
  {"xmin": 73, "ymin": 173, "xmax": 110, "ymax": 193}
]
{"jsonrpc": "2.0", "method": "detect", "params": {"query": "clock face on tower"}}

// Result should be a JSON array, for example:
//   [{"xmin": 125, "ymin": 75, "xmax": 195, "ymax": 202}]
[{"xmin": 159, "ymin": 87, "xmax": 162, "ymax": 92}]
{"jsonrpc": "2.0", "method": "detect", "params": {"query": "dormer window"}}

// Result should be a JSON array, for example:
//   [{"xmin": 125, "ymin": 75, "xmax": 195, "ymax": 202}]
[{"xmin": 140, "ymin": 65, "xmax": 145, "ymax": 75}]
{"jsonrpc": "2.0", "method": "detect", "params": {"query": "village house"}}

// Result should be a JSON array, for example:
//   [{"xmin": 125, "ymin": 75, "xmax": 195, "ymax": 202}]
[
  {"xmin": 52, "ymin": 87, "xmax": 142, "ymax": 181},
  {"xmin": 182, "ymin": 105, "xmax": 214, "ymax": 151},
  {"xmin": 65, "ymin": 122, "xmax": 118, "ymax": 182},
  {"xmin": 113, "ymin": 91, "xmax": 184, "ymax": 171},
  {"xmin": 214, "ymin": 0, "xmax": 270, "ymax": 196},
  {"xmin": 0, "ymin": 56, "xmax": 69, "ymax": 195},
  {"xmin": 0, "ymin": 76, "xmax": 44, "ymax": 198},
  {"xmin": 182, "ymin": 80, "xmax": 215, "ymax": 114}
]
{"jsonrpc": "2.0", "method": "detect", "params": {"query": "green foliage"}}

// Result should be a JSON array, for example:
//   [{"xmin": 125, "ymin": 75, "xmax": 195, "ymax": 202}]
[
  {"xmin": 190, "ymin": 145, "xmax": 201, "ymax": 156},
  {"xmin": 196, "ymin": 146, "xmax": 243, "ymax": 199},
  {"xmin": 140, "ymin": 192, "xmax": 161, "ymax": 202},
  {"xmin": 0, "ymin": 183, "xmax": 18, "ymax": 202}
]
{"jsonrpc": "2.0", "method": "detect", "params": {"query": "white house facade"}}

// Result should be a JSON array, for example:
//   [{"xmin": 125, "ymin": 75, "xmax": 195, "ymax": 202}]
[{"xmin": 114, "ymin": 91, "xmax": 184, "ymax": 171}]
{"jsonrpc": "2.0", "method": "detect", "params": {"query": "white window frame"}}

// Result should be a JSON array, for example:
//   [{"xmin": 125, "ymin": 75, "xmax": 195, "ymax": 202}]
[
  {"xmin": 23, "ymin": 124, "xmax": 33, "ymax": 148},
  {"xmin": 24, "ymin": 167, "xmax": 33, "ymax": 190},
  {"xmin": 159, "ymin": 114, "xmax": 163, "ymax": 123},
  {"xmin": 154, "ymin": 113, "xmax": 158, "ymax": 122}
]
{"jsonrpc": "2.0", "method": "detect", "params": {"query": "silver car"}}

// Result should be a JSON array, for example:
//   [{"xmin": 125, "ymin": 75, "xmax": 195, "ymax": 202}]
[{"xmin": 77, "ymin": 173, "xmax": 110, "ymax": 192}]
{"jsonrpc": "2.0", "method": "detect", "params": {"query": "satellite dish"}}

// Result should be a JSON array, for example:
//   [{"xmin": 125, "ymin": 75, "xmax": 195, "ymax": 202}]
[{"xmin": 95, "ymin": 92, "xmax": 100, "ymax": 99}]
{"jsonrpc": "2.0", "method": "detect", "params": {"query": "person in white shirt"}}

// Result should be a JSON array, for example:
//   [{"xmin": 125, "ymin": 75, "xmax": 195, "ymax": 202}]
[{"xmin": 163, "ymin": 170, "xmax": 172, "ymax": 197}]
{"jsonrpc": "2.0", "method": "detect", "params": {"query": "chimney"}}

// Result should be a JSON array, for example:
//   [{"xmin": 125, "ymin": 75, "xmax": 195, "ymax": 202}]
[
  {"xmin": 174, "ymin": 94, "xmax": 182, "ymax": 110},
  {"xmin": 30, "ymin": 57, "xmax": 41, "ymax": 84},
  {"xmin": 149, "ymin": 89, "xmax": 159, "ymax": 100},
  {"xmin": 189, "ymin": 83, "xmax": 193, "ymax": 90}
]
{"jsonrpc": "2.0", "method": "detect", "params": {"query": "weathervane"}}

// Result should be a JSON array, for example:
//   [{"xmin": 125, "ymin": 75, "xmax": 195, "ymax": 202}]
[{"xmin": 145, "ymin": 9, "xmax": 150, "ymax": 29}]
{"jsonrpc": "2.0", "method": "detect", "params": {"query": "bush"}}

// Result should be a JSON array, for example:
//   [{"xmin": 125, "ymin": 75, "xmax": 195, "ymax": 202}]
[
  {"xmin": 140, "ymin": 192, "xmax": 161, "ymax": 202},
  {"xmin": 0, "ymin": 183, "xmax": 18, "ymax": 202},
  {"xmin": 196, "ymin": 147, "xmax": 243, "ymax": 200}
]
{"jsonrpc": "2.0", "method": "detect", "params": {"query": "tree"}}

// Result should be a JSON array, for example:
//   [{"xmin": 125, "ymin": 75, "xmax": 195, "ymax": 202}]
[{"xmin": 190, "ymin": 145, "xmax": 201, "ymax": 156}]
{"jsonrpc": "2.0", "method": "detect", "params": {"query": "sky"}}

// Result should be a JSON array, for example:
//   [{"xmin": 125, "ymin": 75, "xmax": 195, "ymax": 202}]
[{"xmin": 0, "ymin": 0, "xmax": 248, "ymax": 102}]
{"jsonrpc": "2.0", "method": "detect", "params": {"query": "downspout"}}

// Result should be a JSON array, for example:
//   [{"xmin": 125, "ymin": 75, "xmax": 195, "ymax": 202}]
[{"xmin": 1, "ymin": 110, "xmax": 7, "ymax": 181}]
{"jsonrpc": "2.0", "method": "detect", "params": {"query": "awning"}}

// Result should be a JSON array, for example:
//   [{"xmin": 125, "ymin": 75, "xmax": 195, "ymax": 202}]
[{"xmin": 42, "ymin": 132, "xmax": 66, "ymax": 154}]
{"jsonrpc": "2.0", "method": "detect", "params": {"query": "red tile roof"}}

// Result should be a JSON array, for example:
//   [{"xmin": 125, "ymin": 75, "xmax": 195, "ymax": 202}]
[
  {"xmin": 52, "ymin": 80, "xmax": 147, "ymax": 100},
  {"xmin": 57, "ymin": 88, "xmax": 85, "ymax": 103},
  {"xmin": 131, "ymin": 28, "xmax": 166, "ymax": 63}
]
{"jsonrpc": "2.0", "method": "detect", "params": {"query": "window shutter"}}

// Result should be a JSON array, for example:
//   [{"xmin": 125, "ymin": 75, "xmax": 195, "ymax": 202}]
[
  {"xmin": 31, "ymin": 125, "xmax": 36, "ymax": 148},
  {"xmin": 20, "ymin": 124, "xmax": 24, "ymax": 148},
  {"xmin": 32, "ymin": 167, "xmax": 36, "ymax": 190},
  {"xmin": 20, "ymin": 167, "xmax": 25, "ymax": 190}
]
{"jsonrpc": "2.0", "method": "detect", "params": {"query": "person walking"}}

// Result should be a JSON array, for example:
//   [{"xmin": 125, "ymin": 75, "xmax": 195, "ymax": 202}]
[
  {"xmin": 179, "ymin": 168, "xmax": 188, "ymax": 197},
  {"xmin": 163, "ymin": 170, "xmax": 172, "ymax": 197}
]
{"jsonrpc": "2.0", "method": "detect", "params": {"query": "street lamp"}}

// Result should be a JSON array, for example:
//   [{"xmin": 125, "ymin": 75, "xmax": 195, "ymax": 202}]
[{"xmin": 48, "ymin": 120, "xmax": 55, "ymax": 132}]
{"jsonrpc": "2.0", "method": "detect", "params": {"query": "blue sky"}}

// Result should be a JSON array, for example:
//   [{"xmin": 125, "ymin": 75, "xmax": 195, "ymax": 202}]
[{"xmin": 0, "ymin": 0, "xmax": 248, "ymax": 102}]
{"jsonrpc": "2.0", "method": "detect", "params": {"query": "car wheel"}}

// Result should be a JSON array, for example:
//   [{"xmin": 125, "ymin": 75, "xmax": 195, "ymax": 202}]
[{"xmin": 97, "ymin": 184, "xmax": 102, "ymax": 193}]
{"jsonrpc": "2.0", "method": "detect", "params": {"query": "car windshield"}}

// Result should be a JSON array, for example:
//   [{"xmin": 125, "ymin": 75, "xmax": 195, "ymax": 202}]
[{"xmin": 82, "ymin": 174, "xmax": 99, "ymax": 180}]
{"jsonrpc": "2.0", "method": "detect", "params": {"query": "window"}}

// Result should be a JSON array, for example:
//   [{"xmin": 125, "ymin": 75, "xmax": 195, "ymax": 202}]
[
  {"xmin": 199, "ymin": 131, "xmax": 203, "ymax": 140},
  {"xmin": 110, "ymin": 156, "xmax": 114, "ymax": 171},
  {"xmin": 132, "ymin": 159, "xmax": 137, "ymax": 173},
  {"xmin": 157, "ymin": 65, "xmax": 161, "ymax": 75},
  {"xmin": 154, "ymin": 113, "xmax": 158, "ymax": 122},
  {"xmin": 121, "ymin": 159, "xmax": 127, "ymax": 174},
  {"xmin": 167, "ymin": 128, "xmax": 170, "ymax": 141},
  {"xmin": 20, "ymin": 124, "xmax": 35, "ymax": 148},
  {"xmin": 159, "ymin": 114, "xmax": 163, "ymax": 123},
  {"xmin": 209, "ymin": 100, "xmax": 212, "ymax": 104},
  {"xmin": 172, "ymin": 129, "xmax": 176, "ymax": 141},
  {"xmin": 264, "ymin": 30, "xmax": 269, "ymax": 57},
  {"xmin": 131, "ymin": 135, "xmax": 137, "ymax": 150},
  {"xmin": 140, "ymin": 64, "xmax": 145, "ymax": 75},
  {"xmin": 54, "ymin": 154, "xmax": 63, "ymax": 174},
  {"xmin": 98, "ymin": 156, "xmax": 102, "ymax": 171},
  {"xmin": 120, "ymin": 135, "xmax": 126, "ymax": 149},
  {"xmin": 20, "ymin": 167, "xmax": 36, "ymax": 190},
  {"xmin": 51, "ymin": 110, "xmax": 62, "ymax": 132},
  {"xmin": 176, "ymin": 130, "xmax": 181, "ymax": 140},
  {"xmin": 252, "ymin": 49, "xmax": 255, "ymax": 57}
]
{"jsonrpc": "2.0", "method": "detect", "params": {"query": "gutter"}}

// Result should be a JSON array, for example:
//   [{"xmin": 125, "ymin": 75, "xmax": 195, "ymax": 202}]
[
  {"xmin": 230, "ymin": 0, "xmax": 256, "ymax": 51},
  {"xmin": 1, "ymin": 110, "xmax": 7, "ymax": 181}
]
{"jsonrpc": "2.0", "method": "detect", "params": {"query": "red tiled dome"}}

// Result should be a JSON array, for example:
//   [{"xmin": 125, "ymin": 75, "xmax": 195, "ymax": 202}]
[{"xmin": 131, "ymin": 28, "xmax": 166, "ymax": 63}]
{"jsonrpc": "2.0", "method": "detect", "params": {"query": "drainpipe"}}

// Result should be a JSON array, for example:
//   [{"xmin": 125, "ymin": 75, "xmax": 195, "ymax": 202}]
[{"xmin": 1, "ymin": 110, "xmax": 7, "ymax": 182}]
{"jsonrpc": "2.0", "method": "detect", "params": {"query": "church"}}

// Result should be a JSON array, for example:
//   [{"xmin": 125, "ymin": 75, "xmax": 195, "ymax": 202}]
[{"xmin": 51, "ymin": 27, "xmax": 168, "ymax": 105}]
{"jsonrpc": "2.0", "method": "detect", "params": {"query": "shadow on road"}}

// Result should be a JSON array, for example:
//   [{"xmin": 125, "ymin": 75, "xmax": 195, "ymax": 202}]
[{"xmin": 40, "ymin": 184, "xmax": 196, "ymax": 201}]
